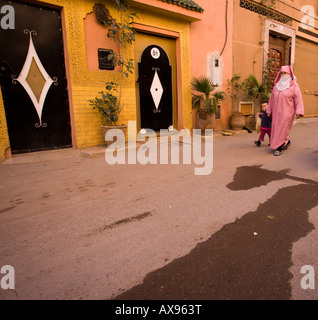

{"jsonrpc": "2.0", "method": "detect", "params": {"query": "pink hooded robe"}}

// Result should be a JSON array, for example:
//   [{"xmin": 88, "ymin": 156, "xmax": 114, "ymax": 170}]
[{"xmin": 266, "ymin": 65, "xmax": 304, "ymax": 150}]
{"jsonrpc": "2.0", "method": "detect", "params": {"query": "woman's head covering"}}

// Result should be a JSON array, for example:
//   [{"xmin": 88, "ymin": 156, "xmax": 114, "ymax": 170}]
[{"xmin": 274, "ymin": 65, "xmax": 296, "ymax": 91}]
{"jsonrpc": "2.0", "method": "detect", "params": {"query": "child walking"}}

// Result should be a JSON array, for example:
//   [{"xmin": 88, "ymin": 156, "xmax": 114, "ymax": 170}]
[{"xmin": 254, "ymin": 102, "xmax": 272, "ymax": 147}]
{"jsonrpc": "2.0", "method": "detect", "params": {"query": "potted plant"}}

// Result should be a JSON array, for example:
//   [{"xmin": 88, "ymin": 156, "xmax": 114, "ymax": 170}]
[
  {"xmin": 245, "ymin": 74, "xmax": 272, "ymax": 105},
  {"xmin": 88, "ymin": 81, "xmax": 127, "ymax": 145},
  {"xmin": 191, "ymin": 76, "xmax": 226, "ymax": 132},
  {"xmin": 227, "ymin": 73, "xmax": 245, "ymax": 111},
  {"xmin": 227, "ymin": 73, "xmax": 247, "ymax": 130},
  {"xmin": 245, "ymin": 58, "xmax": 273, "ymax": 109},
  {"xmin": 89, "ymin": 0, "xmax": 138, "ymax": 145},
  {"xmin": 244, "ymin": 70, "xmax": 272, "ymax": 130}
]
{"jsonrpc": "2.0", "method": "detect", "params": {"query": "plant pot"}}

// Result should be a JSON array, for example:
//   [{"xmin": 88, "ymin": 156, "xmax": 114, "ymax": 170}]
[
  {"xmin": 196, "ymin": 112, "xmax": 216, "ymax": 134},
  {"xmin": 230, "ymin": 112, "xmax": 245, "ymax": 130},
  {"xmin": 101, "ymin": 124, "xmax": 128, "ymax": 147}
]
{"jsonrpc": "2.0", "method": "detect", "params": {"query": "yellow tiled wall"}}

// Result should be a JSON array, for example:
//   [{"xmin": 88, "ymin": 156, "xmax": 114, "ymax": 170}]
[
  {"xmin": 0, "ymin": 88, "xmax": 10, "ymax": 161},
  {"xmin": 0, "ymin": 0, "xmax": 192, "ymax": 158},
  {"xmin": 72, "ymin": 85, "xmax": 137, "ymax": 148}
]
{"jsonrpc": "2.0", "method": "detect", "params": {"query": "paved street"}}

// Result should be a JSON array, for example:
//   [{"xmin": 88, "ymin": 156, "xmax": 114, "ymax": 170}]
[{"xmin": 0, "ymin": 117, "xmax": 318, "ymax": 300}]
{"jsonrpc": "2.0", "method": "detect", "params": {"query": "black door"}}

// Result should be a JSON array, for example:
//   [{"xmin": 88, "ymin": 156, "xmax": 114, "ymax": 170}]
[
  {"xmin": 138, "ymin": 45, "xmax": 173, "ymax": 132},
  {"xmin": 0, "ymin": 0, "xmax": 72, "ymax": 153}
]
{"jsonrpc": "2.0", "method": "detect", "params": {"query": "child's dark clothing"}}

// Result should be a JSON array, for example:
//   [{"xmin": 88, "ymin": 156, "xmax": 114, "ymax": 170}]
[
  {"xmin": 255, "ymin": 111, "xmax": 272, "ymax": 146},
  {"xmin": 260, "ymin": 111, "xmax": 272, "ymax": 131}
]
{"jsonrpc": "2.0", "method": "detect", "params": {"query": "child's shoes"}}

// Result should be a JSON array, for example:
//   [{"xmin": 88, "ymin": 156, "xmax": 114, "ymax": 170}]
[{"xmin": 254, "ymin": 140, "xmax": 261, "ymax": 147}]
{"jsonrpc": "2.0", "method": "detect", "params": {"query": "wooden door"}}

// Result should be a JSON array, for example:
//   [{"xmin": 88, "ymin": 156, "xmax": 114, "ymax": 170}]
[{"xmin": 268, "ymin": 35, "xmax": 285, "ymax": 86}]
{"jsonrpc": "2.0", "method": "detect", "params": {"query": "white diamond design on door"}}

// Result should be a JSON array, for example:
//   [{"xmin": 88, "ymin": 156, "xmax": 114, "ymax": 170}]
[
  {"xmin": 150, "ymin": 67, "xmax": 163, "ymax": 113},
  {"xmin": 12, "ymin": 30, "xmax": 57, "ymax": 127}
]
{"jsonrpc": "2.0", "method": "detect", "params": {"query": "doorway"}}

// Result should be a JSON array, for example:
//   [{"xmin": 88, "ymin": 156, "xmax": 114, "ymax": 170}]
[
  {"xmin": 263, "ymin": 20, "xmax": 296, "ymax": 88},
  {"xmin": 135, "ymin": 32, "xmax": 177, "ymax": 132},
  {"xmin": 0, "ymin": 0, "xmax": 72, "ymax": 153},
  {"xmin": 268, "ymin": 33, "xmax": 291, "ymax": 86}
]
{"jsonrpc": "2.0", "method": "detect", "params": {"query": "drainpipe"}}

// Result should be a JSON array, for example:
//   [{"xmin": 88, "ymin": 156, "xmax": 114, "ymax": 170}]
[{"xmin": 220, "ymin": 0, "xmax": 228, "ymax": 57}]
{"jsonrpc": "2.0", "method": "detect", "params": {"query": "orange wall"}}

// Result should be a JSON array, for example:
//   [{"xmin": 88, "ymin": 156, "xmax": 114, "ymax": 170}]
[
  {"xmin": 84, "ymin": 6, "xmax": 120, "ymax": 72},
  {"xmin": 190, "ymin": 0, "xmax": 234, "ymax": 129}
]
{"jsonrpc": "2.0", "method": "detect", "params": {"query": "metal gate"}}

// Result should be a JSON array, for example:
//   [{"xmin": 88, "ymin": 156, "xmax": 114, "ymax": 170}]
[{"xmin": 0, "ymin": 0, "xmax": 72, "ymax": 153}]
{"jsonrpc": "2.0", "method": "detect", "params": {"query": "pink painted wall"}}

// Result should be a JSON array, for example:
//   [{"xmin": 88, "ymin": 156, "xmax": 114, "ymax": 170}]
[{"xmin": 190, "ymin": 0, "xmax": 233, "ymax": 129}]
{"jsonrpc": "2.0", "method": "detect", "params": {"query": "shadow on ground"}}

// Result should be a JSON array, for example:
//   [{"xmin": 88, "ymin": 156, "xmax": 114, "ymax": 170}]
[{"xmin": 114, "ymin": 166, "xmax": 318, "ymax": 300}]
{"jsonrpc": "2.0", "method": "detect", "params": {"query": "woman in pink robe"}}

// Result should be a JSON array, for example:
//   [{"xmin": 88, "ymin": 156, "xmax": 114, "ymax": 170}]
[{"xmin": 267, "ymin": 65, "xmax": 304, "ymax": 156}]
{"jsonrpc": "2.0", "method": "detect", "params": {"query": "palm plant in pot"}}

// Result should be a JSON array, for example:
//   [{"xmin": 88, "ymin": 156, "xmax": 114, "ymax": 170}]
[
  {"xmin": 245, "ymin": 74, "xmax": 272, "ymax": 105},
  {"xmin": 191, "ymin": 76, "xmax": 226, "ymax": 132},
  {"xmin": 244, "ymin": 72, "xmax": 272, "ymax": 130}
]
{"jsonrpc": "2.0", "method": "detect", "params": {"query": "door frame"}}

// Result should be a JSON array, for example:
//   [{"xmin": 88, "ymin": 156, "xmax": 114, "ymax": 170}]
[
  {"xmin": 133, "ymin": 23, "xmax": 183, "ymax": 132},
  {"xmin": 59, "ymin": 4, "xmax": 77, "ymax": 149},
  {"xmin": 263, "ymin": 19, "xmax": 296, "ymax": 72}
]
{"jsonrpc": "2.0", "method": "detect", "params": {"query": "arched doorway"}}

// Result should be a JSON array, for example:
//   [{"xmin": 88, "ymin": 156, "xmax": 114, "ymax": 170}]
[{"xmin": 135, "ymin": 32, "xmax": 177, "ymax": 132}]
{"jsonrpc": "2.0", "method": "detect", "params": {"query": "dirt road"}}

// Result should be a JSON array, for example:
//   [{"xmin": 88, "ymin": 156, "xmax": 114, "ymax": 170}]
[{"xmin": 1, "ymin": 118, "xmax": 318, "ymax": 300}]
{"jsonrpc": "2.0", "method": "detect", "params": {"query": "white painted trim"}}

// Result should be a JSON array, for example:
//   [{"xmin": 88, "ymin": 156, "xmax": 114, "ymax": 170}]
[
  {"xmin": 207, "ymin": 52, "xmax": 223, "ymax": 89},
  {"xmin": 150, "ymin": 67, "xmax": 163, "ymax": 113},
  {"xmin": 263, "ymin": 19, "xmax": 296, "ymax": 70},
  {"xmin": 13, "ymin": 30, "xmax": 56, "ymax": 127}
]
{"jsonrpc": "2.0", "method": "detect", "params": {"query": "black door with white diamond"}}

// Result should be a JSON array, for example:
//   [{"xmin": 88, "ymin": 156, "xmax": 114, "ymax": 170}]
[
  {"xmin": 0, "ymin": 0, "xmax": 72, "ymax": 153},
  {"xmin": 138, "ymin": 45, "xmax": 173, "ymax": 132}
]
